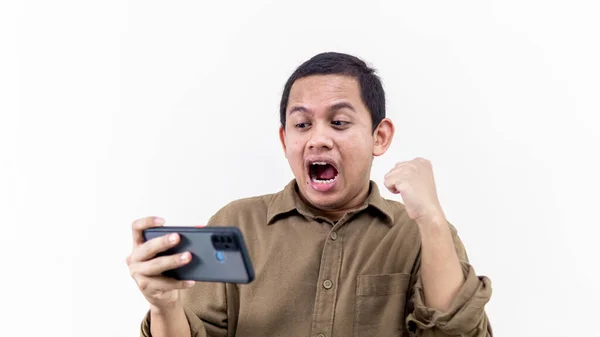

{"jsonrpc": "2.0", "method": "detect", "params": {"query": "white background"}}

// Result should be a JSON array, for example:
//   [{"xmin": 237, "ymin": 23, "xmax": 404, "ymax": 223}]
[{"xmin": 1, "ymin": 0, "xmax": 599, "ymax": 336}]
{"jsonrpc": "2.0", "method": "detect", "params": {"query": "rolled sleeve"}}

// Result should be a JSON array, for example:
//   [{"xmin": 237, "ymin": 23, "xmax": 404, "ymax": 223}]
[{"xmin": 406, "ymin": 261, "xmax": 493, "ymax": 336}]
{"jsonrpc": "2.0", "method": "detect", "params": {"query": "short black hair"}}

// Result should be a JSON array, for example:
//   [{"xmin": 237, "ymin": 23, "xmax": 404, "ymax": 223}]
[{"xmin": 279, "ymin": 52, "xmax": 386, "ymax": 132}]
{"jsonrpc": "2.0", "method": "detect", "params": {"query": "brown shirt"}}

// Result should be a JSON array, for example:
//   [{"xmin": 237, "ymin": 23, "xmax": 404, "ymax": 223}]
[{"xmin": 140, "ymin": 180, "xmax": 492, "ymax": 337}]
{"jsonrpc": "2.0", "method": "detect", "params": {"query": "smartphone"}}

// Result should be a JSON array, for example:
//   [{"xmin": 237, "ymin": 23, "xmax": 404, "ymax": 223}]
[{"xmin": 142, "ymin": 226, "xmax": 254, "ymax": 284}]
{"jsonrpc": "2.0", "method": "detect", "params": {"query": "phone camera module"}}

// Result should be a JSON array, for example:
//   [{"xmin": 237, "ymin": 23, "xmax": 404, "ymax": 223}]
[{"xmin": 211, "ymin": 234, "xmax": 238, "ymax": 251}]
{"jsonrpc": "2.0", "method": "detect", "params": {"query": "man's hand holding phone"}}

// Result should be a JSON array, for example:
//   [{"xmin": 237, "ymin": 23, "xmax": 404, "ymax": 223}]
[{"xmin": 126, "ymin": 216, "xmax": 195, "ymax": 311}]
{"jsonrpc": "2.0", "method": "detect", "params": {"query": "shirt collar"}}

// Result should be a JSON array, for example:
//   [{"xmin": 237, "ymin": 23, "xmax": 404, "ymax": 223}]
[{"xmin": 267, "ymin": 179, "xmax": 394, "ymax": 226}]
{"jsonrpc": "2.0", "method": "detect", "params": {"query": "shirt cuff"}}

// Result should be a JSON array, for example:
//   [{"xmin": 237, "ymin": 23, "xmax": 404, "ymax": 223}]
[
  {"xmin": 139, "ymin": 305, "xmax": 207, "ymax": 337},
  {"xmin": 406, "ymin": 262, "xmax": 492, "ymax": 335}
]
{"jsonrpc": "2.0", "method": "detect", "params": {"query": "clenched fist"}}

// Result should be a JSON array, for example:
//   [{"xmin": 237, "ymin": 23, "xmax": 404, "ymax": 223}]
[{"xmin": 383, "ymin": 157, "xmax": 446, "ymax": 225}]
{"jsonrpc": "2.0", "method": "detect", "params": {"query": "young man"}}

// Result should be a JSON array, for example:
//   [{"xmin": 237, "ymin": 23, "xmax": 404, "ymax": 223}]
[{"xmin": 127, "ymin": 52, "xmax": 493, "ymax": 337}]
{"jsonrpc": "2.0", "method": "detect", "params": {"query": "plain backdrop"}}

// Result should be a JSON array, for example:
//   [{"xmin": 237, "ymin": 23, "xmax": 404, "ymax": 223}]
[{"xmin": 1, "ymin": 0, "xmax": 599, "ymax": 336}]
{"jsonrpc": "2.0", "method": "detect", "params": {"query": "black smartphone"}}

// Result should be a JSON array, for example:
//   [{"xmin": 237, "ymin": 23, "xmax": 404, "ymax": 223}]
[{"xmin": 142, "ymin": 226, "xmax": 254, "ymax": 284}]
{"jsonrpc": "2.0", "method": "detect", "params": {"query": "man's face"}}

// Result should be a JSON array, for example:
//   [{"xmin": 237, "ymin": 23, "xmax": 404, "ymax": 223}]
[{"xmin": 280, "ymin": 74, "xmax": 380, "ymax": 211}]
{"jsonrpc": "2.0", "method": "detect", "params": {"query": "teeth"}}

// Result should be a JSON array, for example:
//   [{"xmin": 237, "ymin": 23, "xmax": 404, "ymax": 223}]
[
  {"xmin": 311, "ymin": 162, "xmax": 328, "ymax": 166},
  {"xmin": 311, "ymin": 176, "xmax": 337, "ymax": 184}
]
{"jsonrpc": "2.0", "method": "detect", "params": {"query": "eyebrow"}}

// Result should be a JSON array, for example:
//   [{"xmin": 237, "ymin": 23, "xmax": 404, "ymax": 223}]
[
  {"xmin": 329, "ymin": 102, "xmax": 356, "ymax": 113},
  {"xmin": 289, "ymin": 105, "xmax": 309, "ymax": 115},
  {"xmin": 288, "ymin": 101, "xmax": 356, "ymax": 115}
]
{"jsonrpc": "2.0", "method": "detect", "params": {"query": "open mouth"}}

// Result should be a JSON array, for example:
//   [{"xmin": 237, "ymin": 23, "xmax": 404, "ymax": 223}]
[{"xmin": 308, "ymin": 161, "xmax": 339, "ymax": 184}]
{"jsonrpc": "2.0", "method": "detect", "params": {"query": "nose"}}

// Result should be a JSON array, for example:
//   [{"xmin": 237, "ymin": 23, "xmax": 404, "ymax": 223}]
[{"xmin": 307, "ymin": 124, "xmax": 333, "ymax": 150}]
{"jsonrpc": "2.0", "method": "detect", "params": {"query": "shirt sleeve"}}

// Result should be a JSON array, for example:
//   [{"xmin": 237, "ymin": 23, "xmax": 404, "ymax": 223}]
[
  {"xmin": 405, "ymin": 224, "xmax": 493, "ymax": 337},
  {"xmin": 138, "ymin": 266, "xmax": 235, "ymax": 337}
]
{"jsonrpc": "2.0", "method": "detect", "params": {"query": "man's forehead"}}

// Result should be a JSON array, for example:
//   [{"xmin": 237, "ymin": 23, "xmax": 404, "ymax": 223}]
[{"xmin": 288, "ymin": 74, "xmax": 361, "ymax": 104}]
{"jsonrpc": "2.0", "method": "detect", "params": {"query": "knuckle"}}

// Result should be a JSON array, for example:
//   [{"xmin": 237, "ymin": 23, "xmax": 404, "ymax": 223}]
[
  {"xmin": 133, "ymin": 216, "xmax": 155, "ymax": 230},
  {"xmin": 129, "ymin": 267, "xmax": 138, "ymax": 279},
  {"xmin": 134, "ymin": 244, "xmax": 149, "ymax": 261},
  {"xmin": 142, "ymin": 242, "xmax": 154, "ymax": 257},
  {"xmin": 132, "ymin": 217, "xmax": 144, "ymax": 229},
  {"xmin": 137, "ymin": 279, "xmax": 149, "ymax": 291}
]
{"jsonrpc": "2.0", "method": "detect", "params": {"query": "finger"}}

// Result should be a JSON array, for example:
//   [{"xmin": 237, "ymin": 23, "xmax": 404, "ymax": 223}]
[
  {"xmin": 132, "ymin": 252, "xmax": 193, "ymax": 277},
  {"xmin": 130, "ymin": 232, "xmax": 180, "ymax": 263},
  {"xmin": 388, "ymin": 166, "xmax": 418, "ymax": 181},
  {"xmin": 384, "ymin": 167, "xmax": 401, "ymax": 180},
  {"xmin": 134, "ymin": 274, "xmax": 195, "ymax": 294},
  {"xmin": 132, "ymin": 216, "xmax": 165, "ymax": 247},
  {"xmin": 383, "ymin": 175, "xmax": 400, "ymax": 194},
  {"xmin": 394, "ymin": 161, "xmax": 409, "ymax": 168},
  {"xmin": 414, "ymin": 157, "xmax": 431, "ymax": 166}
]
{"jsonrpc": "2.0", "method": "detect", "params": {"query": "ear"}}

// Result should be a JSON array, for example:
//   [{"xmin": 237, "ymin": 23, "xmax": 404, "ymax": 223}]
[
  {"xmin": 279, "ymin": 126, "xmax": 287, "ymax": 156},
  {"xmin": 372, "ymin": 118, "xmax": 395, "ymax": 156}
]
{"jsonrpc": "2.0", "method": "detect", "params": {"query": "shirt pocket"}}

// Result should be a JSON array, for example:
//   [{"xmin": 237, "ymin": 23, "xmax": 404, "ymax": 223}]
[{"xmin": 354, "ymin": 273, "xmax": 411, "ymax": 337}]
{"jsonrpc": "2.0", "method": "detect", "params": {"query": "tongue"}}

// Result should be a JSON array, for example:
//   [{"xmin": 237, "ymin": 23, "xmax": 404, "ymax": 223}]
[{"xmin": 316, "ymin": 164, "xmax": 337, "ymax": 180}]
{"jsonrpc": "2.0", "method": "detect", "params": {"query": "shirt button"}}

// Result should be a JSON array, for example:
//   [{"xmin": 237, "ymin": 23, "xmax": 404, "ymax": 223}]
[
  {"xmin": 330, "ymin": 232, "xmax": 337, "ymax": 240},
  {"xmin": 323, "ymin": 279, "xmax": 333, "ymax": 289}
]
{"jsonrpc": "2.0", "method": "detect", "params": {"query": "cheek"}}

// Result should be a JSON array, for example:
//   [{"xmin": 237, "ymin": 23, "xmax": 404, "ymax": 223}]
[
  {"xmin": 340, "ymin": 136, "xmax": 373, "ymax": 168},
  {"xmin": 343, "ymin": 131, "xmax": 373, "ymax": 153},
  {"xmin": 285, "ymin": 139, "xmax": 305, "ymax": 166},
  {"xmin": 287, "ymin": 140, "xmax": 303, "ymax": 155}
]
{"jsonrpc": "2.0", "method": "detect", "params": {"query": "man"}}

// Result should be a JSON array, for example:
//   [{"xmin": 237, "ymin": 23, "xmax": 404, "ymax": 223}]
[{"xmin": 127, "ymin": 52, "xmax": 493, "ymax": 337}]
